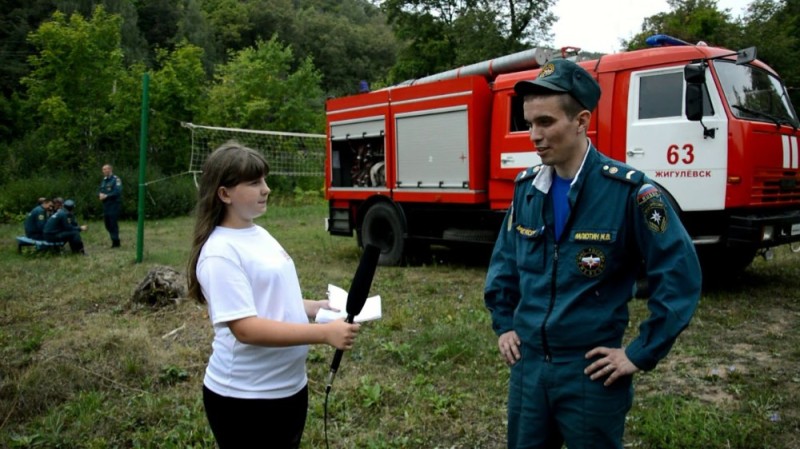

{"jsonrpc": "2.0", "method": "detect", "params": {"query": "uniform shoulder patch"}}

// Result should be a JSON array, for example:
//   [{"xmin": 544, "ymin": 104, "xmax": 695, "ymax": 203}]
[
  {"xmin": 637, "ymin": 183, "xmax": 668, "ymax": 233},
  {"xmin": 601, "ymin": 164, "xmax": 642, "ymax": 184},
  {"xmin": 515, "ymin": 164, "xmax": 543, "ymax": 183}
]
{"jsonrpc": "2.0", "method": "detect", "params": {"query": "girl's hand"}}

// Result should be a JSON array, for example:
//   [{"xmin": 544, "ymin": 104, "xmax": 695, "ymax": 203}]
[
  {"xmin": 304, "ymin": 299, "xmax": 339, "ymax": 319},
  {"xmin": 324, "ymin": 319, "xmax": 360, "ymax": 350}
]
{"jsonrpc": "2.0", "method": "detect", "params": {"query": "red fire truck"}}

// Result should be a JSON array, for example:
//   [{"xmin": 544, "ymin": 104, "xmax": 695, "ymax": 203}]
[{"xmin": 324, "ymin": 36, "xmax": 800, "ymax": 275}]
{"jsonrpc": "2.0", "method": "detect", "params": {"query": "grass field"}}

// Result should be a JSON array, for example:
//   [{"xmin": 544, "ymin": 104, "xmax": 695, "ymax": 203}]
[{"xmin": 1, "ymin": 200, "xmax": 798, "ymax": 448}]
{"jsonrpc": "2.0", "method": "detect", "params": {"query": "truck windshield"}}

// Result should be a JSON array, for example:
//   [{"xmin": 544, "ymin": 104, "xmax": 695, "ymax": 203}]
[{"xmin": 714, "ymin": 59, "xmax": 799, "ymax": 128}]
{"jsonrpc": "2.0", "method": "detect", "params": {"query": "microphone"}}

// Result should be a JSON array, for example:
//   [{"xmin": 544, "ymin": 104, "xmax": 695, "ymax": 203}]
[{"xmin": 326, "ymin": 244, "xmax": 381, "ymax": 391}]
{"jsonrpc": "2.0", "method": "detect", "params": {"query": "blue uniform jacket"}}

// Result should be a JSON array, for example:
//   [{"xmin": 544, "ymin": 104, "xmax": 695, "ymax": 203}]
[
  {"xmin": 484, "ymin": 145, "xmax": 701, "ymax": 371},
  {"xmin": 99, "ymin": 175, "xmax": 122, "ymax": 203},
  {"xmin": 23, "ymin": 205, "xmax": 49, "ymax": 237},
  {"xmin": 44, "ymin": 208, "xmax": 81, "ymax": 236}
]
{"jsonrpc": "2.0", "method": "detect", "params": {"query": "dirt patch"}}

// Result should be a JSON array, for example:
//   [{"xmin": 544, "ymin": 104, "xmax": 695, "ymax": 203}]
[{"xmin": 636, "ymin": 298, "xmax": 798, "ymax": 411}]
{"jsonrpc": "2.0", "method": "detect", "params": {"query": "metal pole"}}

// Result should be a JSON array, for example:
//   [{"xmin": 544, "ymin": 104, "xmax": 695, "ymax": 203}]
[
  {"xmin": 136, "ymin": 73, "xmax": 150, "ymax": 263},
  {"xmin": 395, "ymin": 47, "xmax": 552, "ymax": 87}
]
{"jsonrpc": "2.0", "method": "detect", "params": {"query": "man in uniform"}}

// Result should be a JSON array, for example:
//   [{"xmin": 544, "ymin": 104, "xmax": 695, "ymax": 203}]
[
  {"xmin": 51, "ymin": 197, "xmax": 63, "ymax": 216},
  {"xmin": 44, "ymin": 199, "xmax": 88, "ymax": 254},
  {"xmin": 484, "ymin": 59, "xmax": 702, "ymax": 449},
  {"xmin": 98, "ymin": 163, "xmax": 122, "ymax": 247},
  {"xmin": 23, "ymin": 198, "xmax": 53, "ymax": 240}
]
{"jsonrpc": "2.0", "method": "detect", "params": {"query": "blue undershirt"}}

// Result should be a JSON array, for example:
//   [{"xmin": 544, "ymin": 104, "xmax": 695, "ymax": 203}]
[{"xmin": 551, "ymin": 174, "xmax": 572, "ymax": 241}]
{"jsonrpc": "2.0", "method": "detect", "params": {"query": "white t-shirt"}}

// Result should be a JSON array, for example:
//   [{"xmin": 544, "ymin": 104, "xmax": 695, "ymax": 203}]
[{"xmin": 198, "ymin": 225, "xmax": 309, "ymax": 399}]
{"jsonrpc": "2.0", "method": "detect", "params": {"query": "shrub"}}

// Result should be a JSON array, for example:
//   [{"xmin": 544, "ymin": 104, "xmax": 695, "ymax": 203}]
[
  {"xmin": 0, "ymin": 167, "xmax": 198, "ymax": 223},
  {"xmin": 0, "ymin": 168, "xmax": 323, "ymax": 224}
]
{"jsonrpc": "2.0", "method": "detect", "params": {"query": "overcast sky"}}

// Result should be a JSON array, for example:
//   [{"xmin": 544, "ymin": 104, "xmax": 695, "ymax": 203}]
[{"xmin": 551, "ymin": 0, "xmax": 754, "ymax": 54}]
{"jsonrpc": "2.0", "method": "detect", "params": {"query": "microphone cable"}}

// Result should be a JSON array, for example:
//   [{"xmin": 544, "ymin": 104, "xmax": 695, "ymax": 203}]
[{"xmin": 324, "ymin": 383, "xmax": 332, "ymax": 449}]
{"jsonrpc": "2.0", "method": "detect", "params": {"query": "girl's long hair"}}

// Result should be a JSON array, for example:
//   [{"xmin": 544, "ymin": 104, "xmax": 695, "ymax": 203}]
[{"xmin": 187, "ymin": 141, "xmax": 269, "ymax": 304}]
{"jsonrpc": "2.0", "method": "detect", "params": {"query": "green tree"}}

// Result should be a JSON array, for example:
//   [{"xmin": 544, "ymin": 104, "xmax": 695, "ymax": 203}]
[
  {"xmin": 0, "ymin": 0, "xmax": 57, "ymax": 97},
  {"xmin": 101, "ymin": 62, "xmax": 142, "ymax": 169},
  {"xmin": 200, "ymin": 0, "xmax": 250, "ymax": 56},
  {"xmin": 135, "ymin": 0, "xmax": 180, "ymax": 54},
  {"xmin": 739, "ymin": 0, "xmax": 800, "ymax": 107},
  {"xmin": 174, "ymin": 0, "xmax": 217, "ymax": 73},
  {"xmin": 241, "ymin": 0, "xmax": 297, "ymax": 51},
  {"xmin": 381, "ymin": 0, "xmax": 555, "ymax": 82},
  {"xmin": 98, "ymin": 41, "xmax": 208, "ymax": 175},
  {"xmin": 21, "ymin": 6, "xmax": 127, "ymax": 171},
  {"xmin": 103, "ymin": 0, "xmax": 149, "ymax": 65},
  {"xmin": 290, "ymin": 0, "xmax": 398, "ymax": 96},
  {"xmin": 53, "ymin": 0, "xmax": 149, "ymax": 65},
  {"xmin": 623, "ymin": 0, "xmax": 741, "ymax": 50},
  {"xmin": 202, "ymin": 36, "xmax": 324, "ymax": 133},
  {"xmin": 148, "ymin": 41, "xmax": 208, "ymax": 172}
]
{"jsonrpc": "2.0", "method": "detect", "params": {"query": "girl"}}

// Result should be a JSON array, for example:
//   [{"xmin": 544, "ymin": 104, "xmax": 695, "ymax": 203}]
[{"xmin": 187, "ymin": 141, "xmax": 360, "ymax": 448}]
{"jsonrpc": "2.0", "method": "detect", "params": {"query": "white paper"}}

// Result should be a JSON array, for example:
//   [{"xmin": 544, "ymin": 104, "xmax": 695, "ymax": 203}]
[{"xmin": 315, "ymin": 284, "xmax": 382, "ymax": 323}]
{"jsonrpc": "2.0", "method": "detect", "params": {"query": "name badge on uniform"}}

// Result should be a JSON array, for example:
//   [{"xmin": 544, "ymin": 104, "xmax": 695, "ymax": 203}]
[
  {"xmin": 572, "ymin": 231, "xmax": 614, "ymax": 242},
  {"xmin": 515, "ymin": 224, "xmax": 543, "ymax": 238}
]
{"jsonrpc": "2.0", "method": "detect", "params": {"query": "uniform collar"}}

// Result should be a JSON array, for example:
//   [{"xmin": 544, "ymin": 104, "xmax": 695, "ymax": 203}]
[{"xmin": 532, "ymin": 138, "xmax": 593, "ymax": 194}]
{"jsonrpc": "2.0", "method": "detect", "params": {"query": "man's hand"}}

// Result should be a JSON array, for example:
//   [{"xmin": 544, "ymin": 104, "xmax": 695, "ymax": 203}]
[
  {"xmin": 99, "ymin": 193, "xmax": 107, "ymax": 201},
  {"xmin": 498, "ymin": 330, "xmax": 521, "ymax": 365},
  {"xmin": 584, "ymin": 346, "xmax": 640, "ymax": 386}
]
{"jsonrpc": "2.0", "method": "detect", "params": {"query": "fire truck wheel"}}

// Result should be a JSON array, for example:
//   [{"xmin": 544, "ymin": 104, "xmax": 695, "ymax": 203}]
[
  {"xmin": 360, "ymin": 202, "xmax": 405, "ymax": 266},
  {"xmin": 697, "ymin": 245, "xmax": 756, "ymax": 281}
]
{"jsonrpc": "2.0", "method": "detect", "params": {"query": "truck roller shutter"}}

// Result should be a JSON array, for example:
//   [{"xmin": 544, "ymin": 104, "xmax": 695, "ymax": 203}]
[{"xmin": 395, "ymin": 106, "xmax": 469, "ymax": 189}]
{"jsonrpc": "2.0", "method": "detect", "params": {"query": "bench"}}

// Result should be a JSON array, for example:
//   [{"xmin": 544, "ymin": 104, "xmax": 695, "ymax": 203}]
[{"xmin": 16, "ymin": 236, "xmax": 66, "ymax": 254}]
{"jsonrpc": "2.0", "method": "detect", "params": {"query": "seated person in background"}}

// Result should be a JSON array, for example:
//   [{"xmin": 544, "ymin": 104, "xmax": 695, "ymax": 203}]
[
  {"xmin": 44, "ymin": 199, "xmax": 88, "ymax": 254},
  {"xmin": 24, "ymin": 198, "xmax": 53, "ymax": 240},
  {"xmin": 50, "ymin": 197, "xmax": 63, "ymax": 218}
]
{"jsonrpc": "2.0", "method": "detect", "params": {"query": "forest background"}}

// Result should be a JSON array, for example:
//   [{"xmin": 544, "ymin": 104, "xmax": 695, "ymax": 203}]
[{"xmin": 1, "ymin": 0, "xmax": 799, "ymax": 220}]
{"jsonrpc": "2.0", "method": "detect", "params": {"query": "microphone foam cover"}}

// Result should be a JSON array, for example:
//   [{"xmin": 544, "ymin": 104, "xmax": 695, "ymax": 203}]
[{"xmin": 346, "ymin": 244, "xmax": 381, "ymax": 316}]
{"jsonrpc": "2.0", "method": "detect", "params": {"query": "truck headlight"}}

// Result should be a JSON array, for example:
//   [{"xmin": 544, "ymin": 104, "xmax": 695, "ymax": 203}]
[{"xmin": 762, "ymin": 225, "xmax": 774, "ymax": 241}]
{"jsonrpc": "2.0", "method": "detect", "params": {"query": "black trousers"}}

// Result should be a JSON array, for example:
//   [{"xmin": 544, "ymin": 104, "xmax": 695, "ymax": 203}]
[
  {"xmin": 103, "ymin": 201, "xmax": 120, "ymax": 241},
  {"xmin": 202, "ymin": 384, "xmax": 308, "ymax": 449},
  {"xmin": 45, "ymin": 231, "xmax": 83, "ymax": 253}
]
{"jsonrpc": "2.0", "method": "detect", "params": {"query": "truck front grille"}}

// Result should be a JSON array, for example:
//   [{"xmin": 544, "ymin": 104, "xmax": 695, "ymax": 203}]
[{"xmin": 752, "ymin": 169, "xmax": 800, "ymax": 204}]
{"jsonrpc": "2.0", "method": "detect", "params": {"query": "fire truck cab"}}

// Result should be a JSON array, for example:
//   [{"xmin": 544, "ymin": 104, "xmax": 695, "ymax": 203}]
[{"xmin": 325, "ymin": 37, "xmax": 800, "ymax": 276}]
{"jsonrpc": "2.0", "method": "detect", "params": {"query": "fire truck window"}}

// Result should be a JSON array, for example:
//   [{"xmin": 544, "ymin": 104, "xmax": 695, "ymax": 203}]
[
  {"xmin": 639, "ymin": 72, "xmax": 683, "ymax": 119},
  {"xmin": 510, "ymin": 95, "xmax": 527, "ymax": 132}
]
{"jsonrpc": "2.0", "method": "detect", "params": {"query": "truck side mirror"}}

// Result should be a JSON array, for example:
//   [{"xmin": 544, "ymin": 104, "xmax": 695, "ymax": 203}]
[
  {"xmin": 684, "ymin": 62, "xmax": 706, "ymax": 84},
  {"xmin": 684, "ymin": 63, "xmax": 706, "ymax": 122},
  {"xmin": 685, "ymin": 83, "xmax": 704, "ymax": 121},
  {"xmin": 684, "ymin": 62, "xmax": 715, "ymax": 138}
]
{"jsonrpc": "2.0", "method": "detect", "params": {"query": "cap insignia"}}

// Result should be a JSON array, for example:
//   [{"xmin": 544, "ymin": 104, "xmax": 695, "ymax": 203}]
[{"xmin": 539, "ymin": 63, "xmax": 555, "ymax": 78}]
